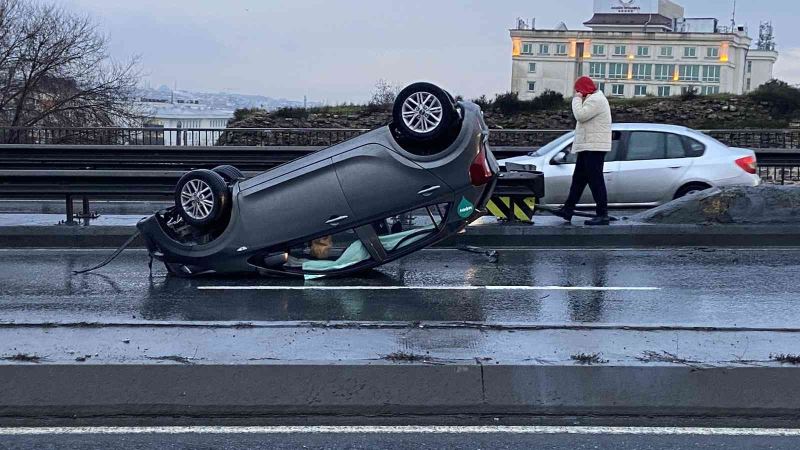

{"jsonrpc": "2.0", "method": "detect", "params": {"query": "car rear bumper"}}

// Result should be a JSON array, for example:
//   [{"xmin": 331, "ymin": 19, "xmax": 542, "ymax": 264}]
[{"xmin": 714, "ymin": 173, "xmax": 761, "ymax": 188}]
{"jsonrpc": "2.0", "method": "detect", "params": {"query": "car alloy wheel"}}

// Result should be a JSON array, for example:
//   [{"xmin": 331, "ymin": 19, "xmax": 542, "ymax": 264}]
[
  {"xmin": 180, "ymin": 179, "xmax": 215, "ymax": 220},
  {"xmin": 401, "ymin": 92, "xmax": 443, "ymax": 133}
]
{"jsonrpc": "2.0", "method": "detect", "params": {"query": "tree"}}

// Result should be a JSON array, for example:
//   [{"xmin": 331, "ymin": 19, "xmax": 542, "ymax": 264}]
[
  {"xmin": 369, "ymin": 79, "xmax": 399, "ymax": 107},
  {"xmin": 0, "ymin": 0, "xmax": 140, "ymax": 135}
]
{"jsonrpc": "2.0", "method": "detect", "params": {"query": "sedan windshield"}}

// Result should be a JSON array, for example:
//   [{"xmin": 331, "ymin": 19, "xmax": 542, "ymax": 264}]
[{"xmin": 529, "ymin": 132, "xmax": 575, "ymax": 157}]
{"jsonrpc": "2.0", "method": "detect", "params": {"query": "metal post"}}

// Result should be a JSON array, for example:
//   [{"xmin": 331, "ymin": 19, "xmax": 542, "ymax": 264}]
[
  {"xmin": 65, "ymin": 195, "xmax": 75, "ymax": 225},
  {"xmin": 82, "ymin": 196, "xmax": 91, "ymax": 226}
]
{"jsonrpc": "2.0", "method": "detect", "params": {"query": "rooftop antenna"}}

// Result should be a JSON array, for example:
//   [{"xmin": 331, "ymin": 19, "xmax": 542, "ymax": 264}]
[{"xmin": 730, "ymin": 0, "xmax": 737, "ymax": 31}]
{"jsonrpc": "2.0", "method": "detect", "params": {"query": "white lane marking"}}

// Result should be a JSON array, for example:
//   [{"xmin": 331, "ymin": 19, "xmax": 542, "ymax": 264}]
[
  {"xmin": 1, "ymin": 426, "xmax": 799, "ymax": 436},
  {"xmin": 198, "ymin": 286, "xmax": 660, "ymax": 292}
]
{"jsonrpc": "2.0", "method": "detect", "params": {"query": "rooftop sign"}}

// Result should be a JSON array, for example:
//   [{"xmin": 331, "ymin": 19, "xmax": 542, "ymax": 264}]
[{"xmin": 593, "ymin": 0, "xmax": 657, "ymax": 14}]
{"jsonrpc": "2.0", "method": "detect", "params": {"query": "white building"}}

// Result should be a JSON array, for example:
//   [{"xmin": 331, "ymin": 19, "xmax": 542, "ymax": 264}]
[
  {"xmin": 139, "ymin": 100, "xmax": 234, "ymax": 146},
  {"xmin": 511, "ymin": 0, "xmax": 779, "ymax": 100}
]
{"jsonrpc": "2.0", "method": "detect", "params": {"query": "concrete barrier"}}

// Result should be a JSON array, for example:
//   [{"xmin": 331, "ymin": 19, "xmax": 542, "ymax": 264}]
[{"xmin": 1, "ymin": 323, "xmax": 799, "ymax": 419}]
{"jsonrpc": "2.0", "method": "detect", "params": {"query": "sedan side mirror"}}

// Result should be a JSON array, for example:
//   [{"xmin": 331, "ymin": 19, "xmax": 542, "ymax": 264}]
[{"xmin": 552, "ymin": 151, "xmax": 568, "ymax": 165}]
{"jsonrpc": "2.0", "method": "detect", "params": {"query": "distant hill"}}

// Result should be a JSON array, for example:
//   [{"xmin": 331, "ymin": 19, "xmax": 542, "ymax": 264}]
[{"xmin": 136, "ymin": 87, "xmax": 320, "ymax": 112}]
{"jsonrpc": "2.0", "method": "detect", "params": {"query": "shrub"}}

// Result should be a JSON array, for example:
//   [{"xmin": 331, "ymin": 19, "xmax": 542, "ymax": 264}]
[
  {"xmin": 680, "ymin": 87, "xmax": 699, "ymax": 101},
  {"xmin": 749, "ymin": 79, "xmax": 800, "ymax": 118},
  {"xmin": 492, "ymin": 92, "xmax": 523, "ymax": 114},
  {"xmin": 472, "ymin": 94, "xmax": 491, "ymax": 109},
  {"xmin": 232, "ymin": 107, "xmax": 261, "ymax": 121},
  {"xmin": 272, "ymin": 107, "xmax": 309, "ymax": 119},
  {"xmin": 529, "ymin": 90, "xmax": 565, "ymax": 110},
  {"xmin": 487, "ymin": 90, "xmax": 565, "ymax": 114}
]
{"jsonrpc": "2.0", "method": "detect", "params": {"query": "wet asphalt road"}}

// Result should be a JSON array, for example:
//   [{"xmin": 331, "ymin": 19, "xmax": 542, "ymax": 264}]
[{"xmin": 0, "ymin": 247, "xmax": 798, "ymax": 327}]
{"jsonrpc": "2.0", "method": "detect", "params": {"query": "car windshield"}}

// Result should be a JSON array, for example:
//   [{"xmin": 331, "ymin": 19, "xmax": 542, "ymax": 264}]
[{"xmin": 529, "ymin": 132, "xmax": 575, "ymax": 157}]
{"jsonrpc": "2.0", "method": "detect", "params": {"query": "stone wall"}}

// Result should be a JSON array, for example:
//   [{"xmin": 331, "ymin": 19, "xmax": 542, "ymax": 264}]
[{"xmin": 228, "ymin": 95, "xmax": 780, "ymax": 131}]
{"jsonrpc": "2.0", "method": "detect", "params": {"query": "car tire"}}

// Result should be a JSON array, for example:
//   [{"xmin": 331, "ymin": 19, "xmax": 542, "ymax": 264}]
[
  {"xmin": 675, "ymin": 183, "xmax": 711, "ymax": 199},
  {"xmin": 212, "ymin": 164, "xmax": 246, "ymax": 183},
  {"xmin": 393, "ymin": 82, "xmax": 460, "ymax": 143},
  {"xmin": 174, "ymin": 169, "xmax": 231, "ymax": 229}
]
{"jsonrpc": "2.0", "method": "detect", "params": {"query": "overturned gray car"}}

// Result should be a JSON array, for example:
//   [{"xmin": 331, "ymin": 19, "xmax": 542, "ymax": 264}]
[{"xmin": 137, "ymin": 83, "xmax": 535, "ymax": 278}]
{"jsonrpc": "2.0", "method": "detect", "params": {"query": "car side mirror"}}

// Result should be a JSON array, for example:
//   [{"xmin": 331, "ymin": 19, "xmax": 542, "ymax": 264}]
[{"xmin": 552, "ymin": 151, "xmax": 568, "ymax": 165}]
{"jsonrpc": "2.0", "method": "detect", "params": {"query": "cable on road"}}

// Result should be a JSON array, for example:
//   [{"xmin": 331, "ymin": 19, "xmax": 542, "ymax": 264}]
[{"xmin": 72, "ymin": 231, "xmax": 141, "ymax": 275}]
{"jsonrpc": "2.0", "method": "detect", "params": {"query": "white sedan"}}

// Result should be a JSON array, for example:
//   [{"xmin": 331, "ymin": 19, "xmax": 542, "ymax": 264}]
[{"xmin": 499, "ymin": 123, "xmax": 760, "ymax": 208}]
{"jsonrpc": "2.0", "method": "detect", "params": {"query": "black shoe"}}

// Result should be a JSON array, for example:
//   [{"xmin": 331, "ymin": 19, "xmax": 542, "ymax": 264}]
[
  {"xmin": 551, "ymin": 207, "xmax": 574, "ymax": 222},
  {"xmin": 585, "ymin": 215, "xmax": 611, "ymax": 226}
]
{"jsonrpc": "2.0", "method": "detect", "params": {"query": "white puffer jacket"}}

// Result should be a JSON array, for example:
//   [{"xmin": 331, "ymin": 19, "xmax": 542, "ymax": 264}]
[{"xmin": 571, "ymin": 91, "xmax": 612, "ymax": 153}]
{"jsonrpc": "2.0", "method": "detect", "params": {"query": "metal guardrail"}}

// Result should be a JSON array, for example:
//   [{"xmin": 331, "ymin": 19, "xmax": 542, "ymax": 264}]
[
  {"xmin": 2, "ymin": 126, "xmax": 800, "ymax": 149},
  {"xmin": 0, "ymin": 128, "xmax": 799, "ymax": 223},
  {"xmin": 0, "ymin": 127, "xmax": 369, "ymax": 147}
]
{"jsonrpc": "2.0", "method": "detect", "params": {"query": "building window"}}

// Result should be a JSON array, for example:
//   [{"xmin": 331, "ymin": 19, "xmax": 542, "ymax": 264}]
[
  {"xmin": 589, "ymin": 62, "xmax": 606, "ymax": 78},
  {"xmin": 597, "ymin": 82, "xmax": 606, "ymax": 93},
  {"xmin": 632, "ymin": 64, "xmax": 652, "ymax": 80},
  {"xmin": 611, "ymin": 84, "xmax": 625, "ymax": 96},
  {"xmin": 637, "ymin": 46, "xmax": 650, "ymax": 57},
  {"xmin": 701, "ymin": 86, "xmax": 720, "ymax": 95},
  {"xmin": 528, "ymin": 81, "xmax": 536, "ymax": 92},
  {"xmin": 613, "ymin": 45, "xmax": 627, "ymax": 56},
  {"xmin": 608, "ymin": 63, "xmax": 628, "ymax": 79},
  {"xmin": 746, "ymin": 78, "xmax": 752, "ymax": 90},
  {"xmin": 634, "ymin": 85, "xmax": 648, "ymax": 96},
  {"xmin": 657, "ymin": 86, "xmax": 671, "ymax": 97},
  {"xmin": 684, "ymin": 47, "xmax": 697, "ymax": 58},
  {"xmin": 593, "ymin": 44, "xmax": 606, "ymax": 56},
  {"xmin": 555, "ymin": 43, "xmax": 567, "ymax": 55},
  {"xmin": 654, "ymin": 64, "xmax": 675, "ymax": 81},
  {"xmin": 702, "ymin": 65, "xmax": 721, "ymax": 83},
  {"xmin": 679, "ymin": 65, "xmax": 701, "ymax": 81},
  {"xmin": 747, "ymin": 61, "xmax": 753, "ymax": 73},
  {"xmin": 660, "ymin": 46, "xmax": 673, "ymax": 58},
  {"xmin": 706, "ymin": 47, "xmax": 720, "ymax": 58},
  {"xmin": 522, "ymin": 43, "xmax": 533, "ymax": 55},
  {"xmin": 539, "ymin": 44, "xmax": 550, "ymax": 55},
  {"xmin": 681, "ymin": 86, "xmax": 698, "ymax": 95},
  {"xmin": 528, "ymin": 62, "xmax": 537, "ymax": 73}
]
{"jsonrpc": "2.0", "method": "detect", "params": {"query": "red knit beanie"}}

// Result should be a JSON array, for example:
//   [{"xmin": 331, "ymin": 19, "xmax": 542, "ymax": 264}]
[{"xmin": 575, "ymin": 76, "xmax": 598, "ymax": 96}]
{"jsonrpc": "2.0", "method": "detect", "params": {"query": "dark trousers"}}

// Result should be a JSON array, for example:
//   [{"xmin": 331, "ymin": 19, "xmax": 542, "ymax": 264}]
[{"xmin": 564, "ymin": 151, "xmax": 608, "ymax": 216}]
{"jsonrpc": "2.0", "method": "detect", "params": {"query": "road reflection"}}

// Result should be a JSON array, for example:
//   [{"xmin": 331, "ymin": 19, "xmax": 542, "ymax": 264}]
[{"xmin": 140, "ymin": 270, "xmax": 488, "ymax": 322}]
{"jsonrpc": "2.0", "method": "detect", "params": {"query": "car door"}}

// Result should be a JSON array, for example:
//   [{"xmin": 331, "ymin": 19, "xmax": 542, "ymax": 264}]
[
  {"xmin": 333, "ymin": 144, "xmax": 450, "ymax": 220},
  {"xmin": 615, "ymin": 131, "xmax": 694, "ymax": 204},
  {"xmin": 543, "ymin": 136, "xmax": 621, "ymax": 205},
  {"xmin": 236, "ymin": 158, "xmax": 356, "ymax": 247}
]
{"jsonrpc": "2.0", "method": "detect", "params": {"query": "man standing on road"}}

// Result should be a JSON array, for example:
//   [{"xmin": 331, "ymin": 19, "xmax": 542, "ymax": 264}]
[{"xmin": 554, "ymin": 76, "xmax": 613, "ymax": 226}]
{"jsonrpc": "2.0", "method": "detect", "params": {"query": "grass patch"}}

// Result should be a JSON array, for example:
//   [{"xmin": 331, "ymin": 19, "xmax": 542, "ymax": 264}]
[
  {"xmin": 770, "ymin": 353, "xmax": 800, "ymax": 365},
  {"xmin": 383, "ymin": 352, "xmax": 431, "ymax": 363},
  {"xmin": 1, "ymin": 353, "xmax": 43, "ymax": 363},
  {"xmin": 570, "ymin": 353, "xmax": 608, "ymax": 365}
]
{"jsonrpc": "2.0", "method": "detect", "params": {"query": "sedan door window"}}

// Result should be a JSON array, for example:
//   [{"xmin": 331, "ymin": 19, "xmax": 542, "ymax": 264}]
[
  {"xmin": 682, "ymin": 136, "xmax": 707, "ymax": 157},
  {"xmin": 665, "ymin": 133, "xmax": 687, "ymax": 158},
  {"xmin": 626, "ymin": 132, "xmax": 665, "ymax": 161}
]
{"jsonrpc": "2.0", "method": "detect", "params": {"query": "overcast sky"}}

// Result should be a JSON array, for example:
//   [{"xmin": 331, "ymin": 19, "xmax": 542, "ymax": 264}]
[{"xmin": 55, "ymin": 0, "xmax": 800, "ymax": 103}]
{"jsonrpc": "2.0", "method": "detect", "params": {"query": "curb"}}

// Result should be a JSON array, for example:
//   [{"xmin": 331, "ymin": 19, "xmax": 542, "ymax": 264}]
[
  {"xmin": 1, "ymin": 364, "xmax": 798, "ymax": 418},
  {"xmin": 1, "ymin": 224, "xmax": 799, "ymax": 249}
]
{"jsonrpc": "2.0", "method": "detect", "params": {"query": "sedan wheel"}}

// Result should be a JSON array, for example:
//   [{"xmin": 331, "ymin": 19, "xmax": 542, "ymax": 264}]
[
  {"xmin": 181, "ymin": 179, "xmax": 215, "ymax": 220},
  {"xmin": 174, "ymin": 169, "xmax": 231, "ymax": 229},
  {"xmin": 392, "ymin": 82, "xmax": 460, "ymax": 145},
  {"xmin": 401, "ymin": 92, "xmax": 444, "ymax": 134}
]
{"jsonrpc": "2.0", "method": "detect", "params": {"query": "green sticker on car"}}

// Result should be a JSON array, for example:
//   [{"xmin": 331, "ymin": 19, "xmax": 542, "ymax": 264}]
[{"xmin": 457, "ymin": 196, "xmax": 475, "ymax": 218}]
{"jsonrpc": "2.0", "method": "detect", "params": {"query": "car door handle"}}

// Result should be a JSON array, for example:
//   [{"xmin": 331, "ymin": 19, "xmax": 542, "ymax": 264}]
[
  {"xmin": 669, "ymin": 166, "xmax": 682, "ymax": 169},
  {"xmin": 417, "ymin": 185, "xmax": 441, "ymax": 197},
  {"xmin": 325, "ymin": 215, "xmax": 349, "ymax": 226}
]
